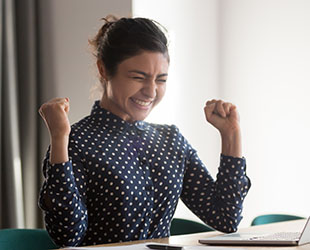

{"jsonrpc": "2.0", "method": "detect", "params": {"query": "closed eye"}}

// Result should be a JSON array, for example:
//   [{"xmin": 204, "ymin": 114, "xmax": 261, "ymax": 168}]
[
  {"xmin": 157, "ymin": 79, "xmax": 167, "ymax": 83},
  {"xmin": 131, "ymin": 76, "xmax": 145, "ymax": 80}
]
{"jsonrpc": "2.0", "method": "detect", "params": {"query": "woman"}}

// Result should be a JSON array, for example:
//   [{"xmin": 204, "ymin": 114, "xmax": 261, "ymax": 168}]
[{"xmin": 38, "ymin": 16, "xmax": 251, "ymax": 247}]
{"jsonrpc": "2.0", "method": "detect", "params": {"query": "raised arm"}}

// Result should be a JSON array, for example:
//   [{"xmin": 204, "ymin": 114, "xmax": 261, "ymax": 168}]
[
  {"xmin": 39, "ymin": 97, "xmax": 71, "ymax": 163},
  {"xmin": 38, "ymin": 98, "xmax": 88, "ymax": 246},
  {"xmin": 180, "ymin": 99, "xmax": 250, "ymax": 232}
]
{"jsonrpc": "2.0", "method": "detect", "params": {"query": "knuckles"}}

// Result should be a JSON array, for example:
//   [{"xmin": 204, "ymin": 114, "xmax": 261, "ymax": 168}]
[{"xmin": 39, "ymin": 98, "xmax": 69, "ymax": 118}]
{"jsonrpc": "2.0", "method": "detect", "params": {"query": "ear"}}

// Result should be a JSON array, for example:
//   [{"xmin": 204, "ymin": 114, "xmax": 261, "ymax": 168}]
[{"xmin": 97, "ymin": 60, "xmax": 108, "ymax": 81}]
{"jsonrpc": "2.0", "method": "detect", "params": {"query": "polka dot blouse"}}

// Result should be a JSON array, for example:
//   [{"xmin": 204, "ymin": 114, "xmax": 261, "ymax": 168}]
[{"xmin": 39, "ymin": 101, "xmax": 251, "ymax": 247}]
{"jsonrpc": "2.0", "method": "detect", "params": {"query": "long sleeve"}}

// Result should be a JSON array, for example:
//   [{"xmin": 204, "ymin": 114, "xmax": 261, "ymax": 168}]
[
  {"xmin": 181, "ymin": 150, "xmax": 251, "ymax": 233},
  {"xmin": 38, "ymin": 144, "xmax": 88, "ymax": 247}
]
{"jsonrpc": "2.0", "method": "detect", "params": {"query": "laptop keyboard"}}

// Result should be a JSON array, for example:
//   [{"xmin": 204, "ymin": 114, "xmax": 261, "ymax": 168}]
[{"xmin": 249, "ymin": 232, "xmax": 300, "ymax": 241}]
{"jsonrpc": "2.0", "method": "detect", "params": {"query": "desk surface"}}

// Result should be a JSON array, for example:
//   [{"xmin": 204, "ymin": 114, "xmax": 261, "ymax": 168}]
[{"xmin": 60, "ymin": 219, "xmax": 310, "ymax": 249}]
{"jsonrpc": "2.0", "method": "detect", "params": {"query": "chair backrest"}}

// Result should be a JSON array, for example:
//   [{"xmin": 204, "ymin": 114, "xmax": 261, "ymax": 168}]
[
  {"xmin": 0, "ymin": 228, "xmax": 58, "ymax": 250},
  {"xmin": 251, "ymin": 214, "xmax": 305, "ymax": 226},
  {"xmin": 170, "ymin": 218, "xmax": 214, "ymax": 236}
]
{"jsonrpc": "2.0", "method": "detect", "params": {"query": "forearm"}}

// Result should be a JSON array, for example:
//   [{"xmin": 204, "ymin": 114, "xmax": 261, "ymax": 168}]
[
  {"xmin": 220, "ymin": 127, "xmax": 242, "ymax": 158},
  {"xmin": 50, "ymin": 136, "xmax": 69, "ymax": 164}
]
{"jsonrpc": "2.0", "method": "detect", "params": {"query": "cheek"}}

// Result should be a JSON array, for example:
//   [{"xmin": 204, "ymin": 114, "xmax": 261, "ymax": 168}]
[
  {"xmin": 109, "ymin": 81, "xmax": 132, "ymax": 100},
  {"xmin": 157, "ymin": 85, "xmax": 166, "ymax": 101},
  {"xmin": 160, "ymin": 84, "xmax": 166, "ymax": 95}
]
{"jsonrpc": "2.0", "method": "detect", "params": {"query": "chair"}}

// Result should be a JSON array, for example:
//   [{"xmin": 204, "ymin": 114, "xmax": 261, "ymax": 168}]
[
  {"xmin": 251, "ymin": 214, "xmax": 305, "ymax": 226},
  {"xmin": 0, "ymin": 228, "xmax": 58, "ymax": 250},
  {"xmin": 170, "ymin": 218, "xmax": 214, "ymax": 236}
]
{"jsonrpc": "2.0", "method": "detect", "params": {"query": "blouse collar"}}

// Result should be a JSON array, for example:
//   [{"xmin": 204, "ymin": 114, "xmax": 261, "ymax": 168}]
[{"xmin": 90, "ymin": 100, "xmax": 148, "ymax": 131}]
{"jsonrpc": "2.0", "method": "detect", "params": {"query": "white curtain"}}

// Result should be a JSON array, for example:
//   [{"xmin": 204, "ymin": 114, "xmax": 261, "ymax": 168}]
[
  {"xmin": 1, "ymin": 0, "xmax": 25, "ymax": 228},
  {"xmin": 1, "ymin": 0, "xmax": 48, "ymax": 229}
]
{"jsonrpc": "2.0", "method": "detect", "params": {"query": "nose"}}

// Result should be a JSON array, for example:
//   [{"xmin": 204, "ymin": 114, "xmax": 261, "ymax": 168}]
[{"xmin": 142, "ymin": 79, "xmax": 157, "ymax": 98}]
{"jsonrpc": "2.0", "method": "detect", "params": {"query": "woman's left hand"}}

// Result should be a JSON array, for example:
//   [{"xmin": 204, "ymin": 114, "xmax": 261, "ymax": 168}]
[
  {"xmin": 204, "ymin": 99, "xmax": 240, "ymax": 135},
  {"xmin": 204, "ymin": 99, "xmax": 242, "ymax": 157}
]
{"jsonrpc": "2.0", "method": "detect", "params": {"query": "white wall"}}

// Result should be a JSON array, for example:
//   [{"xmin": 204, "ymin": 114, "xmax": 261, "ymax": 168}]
[
  {"xmin": 219, "ymin": 0, "xmax": 310, "ymax": 225},
  {"xmin": 40, "ymin": 0, "xmax": 132, "ymax": 124},
  {"xmin": 133, "ymin": 0, "xmax": 310, "ymax": 227}
]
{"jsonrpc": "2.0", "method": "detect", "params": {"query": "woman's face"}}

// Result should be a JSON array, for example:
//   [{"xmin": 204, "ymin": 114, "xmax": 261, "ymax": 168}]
[{"xmin": 99, "ymin": 51, "xmax": 169, "ymax": 122}]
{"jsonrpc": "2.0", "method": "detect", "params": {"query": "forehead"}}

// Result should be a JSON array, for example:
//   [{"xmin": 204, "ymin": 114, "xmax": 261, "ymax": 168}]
[{"xmin": 118, "ymin": 51, "xmax": 169, "ymax": 74}]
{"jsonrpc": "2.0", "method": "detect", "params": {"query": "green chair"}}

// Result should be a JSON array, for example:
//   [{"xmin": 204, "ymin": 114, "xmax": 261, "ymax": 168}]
[
  {"xmin": 251, "ymin": 214, "xmax": 305, "ymax": 226},
  {"xmin": 0, "ymin": 228, "xmax": 58, "ymax": 250},
  {"xmin": 170, "ymin": 218, "xmax": 214, "ymax": 236}
]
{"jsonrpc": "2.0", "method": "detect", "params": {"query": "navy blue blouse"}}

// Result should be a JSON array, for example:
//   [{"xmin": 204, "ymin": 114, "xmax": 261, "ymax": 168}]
[{"xmin": 39, "ymin": 101, "xmax": 251, "ymax": 247}]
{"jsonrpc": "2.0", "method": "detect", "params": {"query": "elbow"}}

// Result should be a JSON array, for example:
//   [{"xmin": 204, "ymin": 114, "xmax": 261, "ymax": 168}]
[
  {"xmin": 43, "ymin": 211, "xmax": 88, "ymax": 247},
  {"xmin": 219, "ymin": 215, "xmax": 242, "ymax": 233},
  {"xmin": 46, "ymin": 221, "xmax": 88, "ymax": 247},
  {"xmin": 206, "ymin": 213, "xmax": 242, "ymax": 233}
]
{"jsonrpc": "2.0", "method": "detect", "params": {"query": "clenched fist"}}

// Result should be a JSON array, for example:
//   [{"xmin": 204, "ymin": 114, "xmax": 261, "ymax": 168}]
[
  {"xmin": 204, "ymin": 99, "xmax": 240, "ymax": 136},
  {"xmin": 39, "ymin": 98, "xmax": 71, "ymax": 139},
  {"xmin": 204, "ymin": 99, "xmax": 242, "ymax": 157},
  {"xmin": 39, "ymin": 98, "xmax": 71, "ymax": 164}
]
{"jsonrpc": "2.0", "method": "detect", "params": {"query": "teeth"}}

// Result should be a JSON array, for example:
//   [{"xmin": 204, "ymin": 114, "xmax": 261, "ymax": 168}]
[{"xmin": 133, "ymin": 98, "xmax": 151, "ymax": 106}]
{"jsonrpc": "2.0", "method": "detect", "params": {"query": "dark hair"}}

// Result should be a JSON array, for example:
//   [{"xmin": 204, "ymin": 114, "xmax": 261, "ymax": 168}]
[{"xmin": 89, "ymin": 15, "xmax": 169, "ymax": 77}]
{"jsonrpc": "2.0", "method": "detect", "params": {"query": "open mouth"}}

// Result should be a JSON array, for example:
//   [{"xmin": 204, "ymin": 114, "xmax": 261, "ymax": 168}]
[{"xmin": 131, "ymin": 98, "xmax": 153, "ymax": 107}]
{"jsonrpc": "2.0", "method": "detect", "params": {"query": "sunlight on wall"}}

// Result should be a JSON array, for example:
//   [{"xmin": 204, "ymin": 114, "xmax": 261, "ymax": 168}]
[{"xmin": 145, "ymin": 30, "xmax": 179, "ymax": 125}]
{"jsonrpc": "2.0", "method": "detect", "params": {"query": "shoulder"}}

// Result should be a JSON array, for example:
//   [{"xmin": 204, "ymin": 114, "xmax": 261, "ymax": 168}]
[
  {"xmin": 68, "ymin": 115, "xmax": 97, "ymax": 150},
  {"xmin": 146, "ymin": 122, "xmax": 180, "ymax": 135},
  {"xmin": 69, "ymin": 115, "xmax": 95, "ymax": 139},
  {"xmin": 145, "ymin": 123, "xmax": 189, "ymax": 146},
  {"xmin": 71, "ymin": 115, "xmax": 93, "ymax": 130},
  {"xmin": 145, "ymin": 123, "xmax": 194, "ymax": 158},
  {"xmin": 69, "ymin": 100, "xmax": 103, "ymax": 133}
]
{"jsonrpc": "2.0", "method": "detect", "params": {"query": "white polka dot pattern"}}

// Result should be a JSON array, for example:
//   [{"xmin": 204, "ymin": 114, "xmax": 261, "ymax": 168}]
[{"xmin": 38, "ymin": 101, "xmax": 251, "ymax": 247}]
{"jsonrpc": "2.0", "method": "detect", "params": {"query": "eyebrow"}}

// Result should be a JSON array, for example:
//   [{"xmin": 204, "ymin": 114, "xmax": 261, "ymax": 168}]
[{"xmin": 128, "ymin": 70, "xmax": 168, "ymax": 78}]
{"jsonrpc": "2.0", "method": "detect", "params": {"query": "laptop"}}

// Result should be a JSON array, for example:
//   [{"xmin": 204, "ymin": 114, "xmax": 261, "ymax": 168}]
[{"xmin": 199, "ymin": 217, "xmax": 310, "ymax": 246}]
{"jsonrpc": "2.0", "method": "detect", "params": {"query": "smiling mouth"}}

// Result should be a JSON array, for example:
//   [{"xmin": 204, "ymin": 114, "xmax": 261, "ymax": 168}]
[{"xmin": 131, "ymin": 98, "xmax": 153, "ymax": 107}]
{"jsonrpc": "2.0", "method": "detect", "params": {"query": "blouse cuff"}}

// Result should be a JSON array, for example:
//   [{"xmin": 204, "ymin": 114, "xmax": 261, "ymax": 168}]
[
  {"xmin": 219, "ymin": 154, "xmax": 247, "ymax": 177},
  {"xmin": 46, "ymin": 160, "xmax": 74, "ymax": 181}
]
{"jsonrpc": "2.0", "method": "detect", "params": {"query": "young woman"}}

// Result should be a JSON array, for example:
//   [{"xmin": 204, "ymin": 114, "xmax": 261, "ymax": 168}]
[{"xmin": 38, "ymin": 16, "xmax": 251, "ymax": 247}]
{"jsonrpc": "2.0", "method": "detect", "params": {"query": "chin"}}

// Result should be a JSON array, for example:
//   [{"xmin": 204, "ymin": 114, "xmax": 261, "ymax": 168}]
[
  {"xmin": 130, "ymin": 112, "xmax": 149, "ymax": 122},
  {"xmin": 135, "ymin": 115, "xmax": 147, "ymax": 121}
]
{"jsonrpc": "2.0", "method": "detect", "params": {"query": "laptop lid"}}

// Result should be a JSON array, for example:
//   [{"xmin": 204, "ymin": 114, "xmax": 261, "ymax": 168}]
[
  {"xmin": 298, "ymin": 217, "xmax": 310, "ymax": 245},
  {"xmin": 199, "ymin": 217, "xmax": 310, "ymax": 246}
]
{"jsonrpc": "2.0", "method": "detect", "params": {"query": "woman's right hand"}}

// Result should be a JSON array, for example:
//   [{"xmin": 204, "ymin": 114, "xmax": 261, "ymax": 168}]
[{"xmin": 39, "ymin": 98, "xmax": 71, "ymax": 140}]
